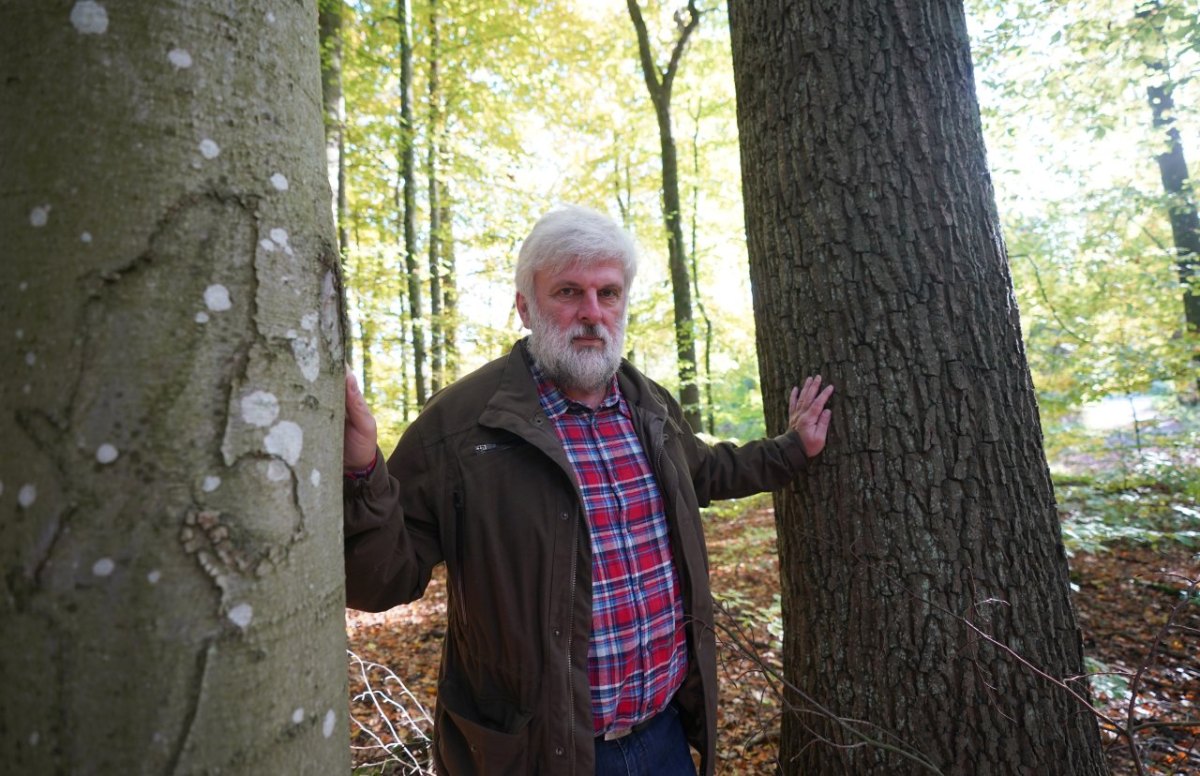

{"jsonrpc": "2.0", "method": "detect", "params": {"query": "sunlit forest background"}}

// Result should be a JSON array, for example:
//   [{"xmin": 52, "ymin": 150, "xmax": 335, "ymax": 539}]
[
  {"xmin": 331, "ymin": 1, "xmax": 1199, "ymax": 770},
  {"xmin": 330, "ymin": 0, "xmax": 1198, "ymax": 463}
]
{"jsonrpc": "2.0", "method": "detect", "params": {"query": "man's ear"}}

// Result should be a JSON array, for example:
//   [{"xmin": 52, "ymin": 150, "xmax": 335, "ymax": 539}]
[{"xmin": 515, "ymin": 292, "xmax": 531, "ymax": 329}]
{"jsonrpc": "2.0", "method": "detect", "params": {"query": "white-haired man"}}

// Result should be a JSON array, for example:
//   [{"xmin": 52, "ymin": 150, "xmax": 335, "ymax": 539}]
[{"xmin": 343, "ymin": 204, "xmax": 833, "ymax": 775}]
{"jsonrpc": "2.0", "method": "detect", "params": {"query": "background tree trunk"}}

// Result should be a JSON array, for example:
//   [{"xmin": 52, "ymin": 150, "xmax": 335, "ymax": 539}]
[
  {"xmin": 728, "ymin": 1, "xmax": 1108, "ymax": 772},
  {"xmin": 397, "ymin": 0, "xmax": 426, "ymax": 408},
  {"xmin": 627, "ymin": 0, "xmax": 703, "ymax": 431},
  {"xmin": 1, "ymin": 2, "xmax": 348, "ymax": 771},
  {"xmin": 427, "ymin": 0, "xmax": 444, "ymax": 395}
]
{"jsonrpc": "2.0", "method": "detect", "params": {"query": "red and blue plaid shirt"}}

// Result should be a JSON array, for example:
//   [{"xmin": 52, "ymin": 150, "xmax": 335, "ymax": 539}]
[{"xmin": 530, "ymin": 360, "xmax": 688, "ymax": 735}]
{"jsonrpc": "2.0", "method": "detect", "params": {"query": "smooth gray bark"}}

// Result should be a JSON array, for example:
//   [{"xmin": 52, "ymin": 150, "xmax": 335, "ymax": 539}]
[{"xmin": 0, "ymin": 2, "xmax": 348, "ymax": 771}]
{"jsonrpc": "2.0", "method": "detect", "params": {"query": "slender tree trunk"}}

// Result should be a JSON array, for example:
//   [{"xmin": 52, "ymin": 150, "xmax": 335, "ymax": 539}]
[
  {"xmin": 441, "ymin": 197, "xmax": 459, "ymax": 382},
  {"xmin": 728, "ymin": 1, "xmax": 1108, "ymax": 773},
  {"xmin": 1147, "ymin": 83, "xmax": 1200, "ymax": 381},
  {"xmin": 397, "ymin": 0, "xmax": 426, "ymax": 407},
  {"xmin": 689, "ymin": 99, "xmax": 715, "ymax": 435},
  {"xmin": 0, "ymin": 3, "xmax": 348, "ymax": 771},
  {"xmin": 427, "ymin": 0, "xmax": 444, "ymax": 395},
  {"xmin": 627, "ymin": 0, "xmax": 703, "ymax": 431}
]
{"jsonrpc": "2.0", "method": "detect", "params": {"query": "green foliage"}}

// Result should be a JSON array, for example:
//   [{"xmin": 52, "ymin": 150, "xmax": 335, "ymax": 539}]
[{"xmin": 1052, "ymin": 402, "xmax": 1200, "ymax": 555}]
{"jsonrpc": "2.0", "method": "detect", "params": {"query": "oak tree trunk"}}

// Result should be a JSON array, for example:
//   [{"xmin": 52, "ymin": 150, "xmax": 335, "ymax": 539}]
[
  {"xmin": 397, "ymin": 0, "xmax": 426, "ymax": 408},
  {"xmin": 1, "ymin": 2, "xmax": 348, "ymax": 772},
  {"xmin": 728, "ymin": 1, "xmax": 1109, "ymax": 772}
]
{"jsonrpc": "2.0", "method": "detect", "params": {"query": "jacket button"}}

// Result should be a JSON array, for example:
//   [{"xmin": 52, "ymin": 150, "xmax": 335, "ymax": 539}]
[
  {"xmin": 560, "ymin": 511, "xmax": 568, "ymax": 520},
  {"xmin": 553, "ymin": 627, "xmax": 561, "ymax": 637},
  {"xmin": 555, "ymin": 747, "xmax": 564, "ymax": 756}
]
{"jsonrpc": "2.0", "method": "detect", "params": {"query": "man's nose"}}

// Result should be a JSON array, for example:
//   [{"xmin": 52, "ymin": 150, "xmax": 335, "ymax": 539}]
[{"xmin": 577, "ymin": 290, "xmax": 602, "ymax": 321}]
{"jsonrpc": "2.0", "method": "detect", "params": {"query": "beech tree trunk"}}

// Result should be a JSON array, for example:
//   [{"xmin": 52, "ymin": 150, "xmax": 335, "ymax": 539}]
[
  {"xmin": 0, "ymin": 2, "xmax": 348, "ymax": 771},
  {"xmin": 728, "ymin": 1, "xmax": 1108, "ymax": 773}
]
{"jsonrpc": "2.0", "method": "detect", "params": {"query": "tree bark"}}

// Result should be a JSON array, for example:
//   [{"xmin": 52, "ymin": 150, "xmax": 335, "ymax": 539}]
[
  {"xmin": 728, "ymin": 1, "xmax": 1108, "ymax": 772},
  {"xmin": 320, "ymin": 0, "xmax": 351, "ymax": 365},
  {"xmin": 0, "ymin": 2, "xmax": 348, "ymax": 771},
  {"xmin": 627, "ymin": 0, "xmax": 703, "ymax": 432}
]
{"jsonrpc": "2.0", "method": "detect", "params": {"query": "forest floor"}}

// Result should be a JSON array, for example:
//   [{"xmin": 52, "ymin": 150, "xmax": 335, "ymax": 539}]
[{"xmin": 346, "ymin": 496, "xmax": 1199, "ymax": 775}]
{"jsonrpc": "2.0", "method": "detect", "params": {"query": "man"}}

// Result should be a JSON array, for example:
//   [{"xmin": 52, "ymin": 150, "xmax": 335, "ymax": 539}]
[{"xmin": 342, "ymin": 205, "xmax": 833, "ymax": 775}]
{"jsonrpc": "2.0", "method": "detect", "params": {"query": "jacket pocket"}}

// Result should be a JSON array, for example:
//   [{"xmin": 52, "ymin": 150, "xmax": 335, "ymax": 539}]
[{"xmin": 436, "ymin": 684, "xmax": 532, "ymax": 775}]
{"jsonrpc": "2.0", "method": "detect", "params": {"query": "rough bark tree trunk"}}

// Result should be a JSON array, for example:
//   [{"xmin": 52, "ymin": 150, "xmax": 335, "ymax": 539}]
[
  {"xmin": 1, "ymin": 2, "xmax": 348, "ymax": 771},
  {"xmin": 440, "ymin": 197, "xmax": 458, "ymax": 383},
  {"xmin": 627, "ymin": 0, "xmax": 703, "ymax": 432},
  {"xmin": 728, "ymin": 1, "xmax": 1109, "ymax": 773}
]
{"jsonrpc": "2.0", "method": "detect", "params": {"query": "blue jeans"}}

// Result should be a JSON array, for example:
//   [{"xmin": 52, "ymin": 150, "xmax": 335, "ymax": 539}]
[{"xmin": 594, "ymin": 704, "xmax": 698, "ymax": 776}]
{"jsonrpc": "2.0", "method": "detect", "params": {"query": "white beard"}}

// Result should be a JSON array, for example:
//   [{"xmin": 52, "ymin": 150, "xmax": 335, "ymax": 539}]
[{"xmin": 526, "ymin": 304, "xmax": 625, "ymax": 396}]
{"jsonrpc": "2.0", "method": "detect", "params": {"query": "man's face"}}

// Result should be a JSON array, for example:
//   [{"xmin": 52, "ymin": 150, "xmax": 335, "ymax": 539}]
[{"xmin": 516, "ymin": 258, "xmax": 627, "ymax": 395}]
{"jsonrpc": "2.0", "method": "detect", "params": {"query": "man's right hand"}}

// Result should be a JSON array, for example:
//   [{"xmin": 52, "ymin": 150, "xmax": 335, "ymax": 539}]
[{"xmin": 344, "ymin": 365, "xmax": 379, "ymax": 473}]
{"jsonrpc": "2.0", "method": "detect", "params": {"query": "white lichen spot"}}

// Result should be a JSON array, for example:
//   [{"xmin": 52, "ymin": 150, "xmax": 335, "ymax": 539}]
[
  {"xmin": 29, "ymin": 205, "xmax": 50, "ymax": 227},
  {"xmin": 194, "ymin": 311, "xmax": 209, "ymax": 324},
  {"xmin": 310, "ymin": 469, "xmax": 320, "ymax": 488},
  {"xmin": 266, "ymin": 460, "xmax": 290, "ymax": 481},
  {"xmin": 15, "ymin": 329, "xmax": 24, "ymax": 339},
  {"xmin": 95, "ymin": 443, "xmax": 119, "ymax": 464},
  {"xmin": 203, "ymin": 284, "xmax": 231, "ymax": 312},
  {"xmin": 285, "ymin": 329, "xmax": 297, "ymax": 340},
  {"xmin": 270, "ymin": 173, "xmax": 289, "ymax": 191},
  {"xmin": 300, "ymin": 311, "xmax": 318, "ymax": 331},
  {"xmin": 292, "ymin": 707, "xmax": 305, "ymax": 724},
  {"xmin": 81, "ymin": 231, "xmax": 92, "ymax": 243},
  {"xmin": 291, "ymin": 336, "xmax": 319, "ymax": 383},
  {"xmin": 323, "ymin": 709, "xmax": 336, "ymax": 739},
  {"xmin": 92, "ymin": 557, "xmax": 115, "ymax": 577},
  {"xmin": 269, "ymin": 227, "xmax": 289, "ymax": 245},
  {"xmin": 198, "ymin": 138, "xmax": 220, "ymax": 159},
  {"xmin": 258, "ymin": 238, "xmax": 276, "ymax": 252},
  {"xmin": 18, "ymin": 484, "xmax": 36, "ymax": 508},
  {"xmin": 202, "ymin": 475, "xmax": 221, "ymax": 492},
  {"xmin": 265, "ymin": 421, "xmax": 303, "ymax": 466},
  {"xmin": 266, "ymin": 11, "xmax": 276, "ymax": 23},
  {"xmin": 241, "ymin": 390, "xmax": 279, "ymax": 427},
  {"xmin": 22, "ymin": 384, "xmax": 31, "ymax": 394},
  {"xmin": 147, "ymin": 569, "xmax": 162, "ymax": 584},
  {"xmin": 70, "ymin": 1, "xmax": 108, "ymax": 35},
  {"xmin": 228, "ymin": 602, "xmax": 253, "ymax": 629},
  {"xmin": 25, "ymin": 352, "xmax": 36, "ymax": 366},
  {"xmin": 29, "ymin": 731, "xmax": 39, "ymax": 747},
  {"xmin": 167, "ymin": 48, "xmax": 193, "ymax": 69},
  {"xmin": 19, "ymin": 281, "xmax": 28, "ymax": 292}
]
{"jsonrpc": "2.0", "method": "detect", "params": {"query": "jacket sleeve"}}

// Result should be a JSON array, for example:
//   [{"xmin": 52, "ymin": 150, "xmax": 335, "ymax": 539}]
[
  {"xmin": 659, "ymin": 384, "xmax": 809, "ymax": 505},
  {"xmin": 342, "ymin": 425, "xmax": 444, "ymax": 612}
]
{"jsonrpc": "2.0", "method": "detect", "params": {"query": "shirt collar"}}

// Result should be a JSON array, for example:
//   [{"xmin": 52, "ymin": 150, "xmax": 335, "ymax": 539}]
[{"xmin": 527, "ymin": 349, "xmax": 624, "ymax": 420}]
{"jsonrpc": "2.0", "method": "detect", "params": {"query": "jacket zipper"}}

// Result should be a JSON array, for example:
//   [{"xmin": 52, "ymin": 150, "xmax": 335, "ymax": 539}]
[{"xmin": 452, "ymin": 490, "xmax": 467, "ymax": 625}]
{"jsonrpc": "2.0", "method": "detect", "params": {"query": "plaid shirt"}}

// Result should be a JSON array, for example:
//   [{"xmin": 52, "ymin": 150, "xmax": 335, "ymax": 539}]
[{"xmin": 530, "ymin": 361, "xmax": 688, "ymax": 735}]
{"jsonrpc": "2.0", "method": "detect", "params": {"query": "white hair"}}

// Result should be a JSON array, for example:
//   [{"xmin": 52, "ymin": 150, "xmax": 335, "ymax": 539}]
[{"xmin": 514, "ymin": 204, "xmax": 638, "ymax": 301}]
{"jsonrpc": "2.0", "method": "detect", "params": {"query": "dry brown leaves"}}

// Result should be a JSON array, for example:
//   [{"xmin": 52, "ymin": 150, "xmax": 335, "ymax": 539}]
[{"xmin": 346, "ymin": 506, "xmax": 1198, "ymax": 774}]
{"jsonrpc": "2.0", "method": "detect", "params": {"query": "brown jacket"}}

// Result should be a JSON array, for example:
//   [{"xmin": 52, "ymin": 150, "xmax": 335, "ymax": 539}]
[{"xmin": 343, "ymin": 341, "xmax": 809, "ymax": 774}]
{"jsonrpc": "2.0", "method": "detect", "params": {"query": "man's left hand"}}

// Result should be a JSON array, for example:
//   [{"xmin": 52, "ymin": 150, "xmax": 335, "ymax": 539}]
[{"xmin": 788, "ymin": 376, "xmax": 834, "ymax": 458}]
